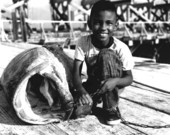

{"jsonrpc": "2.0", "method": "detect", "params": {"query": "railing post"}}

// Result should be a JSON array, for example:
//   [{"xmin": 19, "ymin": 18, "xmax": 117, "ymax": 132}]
[
  {"xmin": 12, "ymin": 9, "xmax": 18, "ymax": 41},
  {"xmin": 20, "ymin": 5, "xmax": 27, "ymax": 42}
]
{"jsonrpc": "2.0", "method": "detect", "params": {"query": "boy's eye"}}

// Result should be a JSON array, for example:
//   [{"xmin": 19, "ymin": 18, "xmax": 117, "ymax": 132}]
[
  {"xmin": 106, "ymin": 21, "xmax": 113, "ymax": 25},
  {"xmin": 93, "ymin": 21, "xmax": 100, "ymax": 25},
  {"xmin": 93, "ymin": 20, "xmax": 114, "ymax": 26}
]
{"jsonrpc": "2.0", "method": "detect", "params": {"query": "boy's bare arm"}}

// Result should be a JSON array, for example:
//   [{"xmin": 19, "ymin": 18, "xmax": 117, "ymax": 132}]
[
  {"xmin": 99, "ymin": 70, "xmax": 133, "ymax": 94},
  {"xmin": 73, "ymin": 60, "xmax": 85, "ymax": 92},
  {"xmin": 73, "ymin": 59, "xmax": 93, "ymax": 105},
  {"xmin": 119, "ymin": 70, "xmax": 133, "ymax": 87}
]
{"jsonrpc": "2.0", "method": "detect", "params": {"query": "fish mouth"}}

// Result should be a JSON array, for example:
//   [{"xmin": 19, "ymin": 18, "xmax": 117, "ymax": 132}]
[{"xmin": 13, "ymin": 60, "xmax": 74, "ymax": 124}]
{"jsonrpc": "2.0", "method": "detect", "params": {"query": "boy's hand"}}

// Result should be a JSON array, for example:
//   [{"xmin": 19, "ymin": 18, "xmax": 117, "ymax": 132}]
[
  {"xmin": 78, "ymin": 89, "xmax": 93, "ymax": 106},
  {"xmin": 98, "ymin": 78, "xmax": 119, "ymax": 94}
]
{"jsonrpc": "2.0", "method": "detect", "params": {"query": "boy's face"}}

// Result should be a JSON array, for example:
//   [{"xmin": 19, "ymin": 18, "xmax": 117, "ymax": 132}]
[{"xmin": 90, "ymin": 10, "xmax": 117, "ymax": 46}]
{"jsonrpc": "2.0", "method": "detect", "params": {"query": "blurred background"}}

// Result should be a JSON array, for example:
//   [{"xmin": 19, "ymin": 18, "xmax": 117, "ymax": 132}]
[{"xmin": 1, "ymin": 0, "xmax": 170, "ymax": 63}]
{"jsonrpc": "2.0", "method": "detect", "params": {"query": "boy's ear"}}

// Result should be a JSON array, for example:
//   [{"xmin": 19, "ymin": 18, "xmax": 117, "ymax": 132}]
[
  {"xmin": 116, "ymin": 21, "xmax": 119, "ymax": 27},
  {"xmin": 113, "ymin": 21, "xmax": 119, "ymax": 30}
]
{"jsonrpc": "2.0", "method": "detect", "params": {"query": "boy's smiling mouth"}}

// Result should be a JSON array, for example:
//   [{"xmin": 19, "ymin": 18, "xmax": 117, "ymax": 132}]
[
  {"xmin": 97, "ymin": 33, "xmax": 109, "ymax": 39},
  {"xmin": 100, "ymin": 33, "xmax": 108, "ymax": 36}
]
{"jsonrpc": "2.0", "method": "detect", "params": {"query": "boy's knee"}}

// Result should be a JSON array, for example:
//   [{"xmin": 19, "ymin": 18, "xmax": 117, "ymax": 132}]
[{"xmin": 95, "ymin": 49, "xmax": 123, "ymax": 80}]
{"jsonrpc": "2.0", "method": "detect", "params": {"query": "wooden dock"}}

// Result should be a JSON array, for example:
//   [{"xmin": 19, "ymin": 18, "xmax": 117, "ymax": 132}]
[{"xmin": 0, "ymin": 42, "xmax": 170, "ymax": 135}]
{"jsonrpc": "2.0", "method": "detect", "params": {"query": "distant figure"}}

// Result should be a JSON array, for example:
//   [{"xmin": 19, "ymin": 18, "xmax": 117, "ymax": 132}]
[
  {"xmin": 49, "ymin": 0, "xmax": 71, "ymax": 31},
  {"xmin": 73, "ymin": 1, "xmax": 134, "ymax": 125}
]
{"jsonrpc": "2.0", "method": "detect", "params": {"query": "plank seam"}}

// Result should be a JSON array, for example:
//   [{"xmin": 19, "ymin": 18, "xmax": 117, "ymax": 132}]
[
  {"xmin": 133, "ymin": 80, "xmax": 170, "ymax": 94},
  {"xmin": 120, "ymin": 97, "xmax": 170, "ymax": 115}
]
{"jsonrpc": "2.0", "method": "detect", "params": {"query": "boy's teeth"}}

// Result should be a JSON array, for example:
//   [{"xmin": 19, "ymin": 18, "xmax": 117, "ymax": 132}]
[{"xmin": 100, "ymin": 33, "xmax": 107, "ymax": 36}]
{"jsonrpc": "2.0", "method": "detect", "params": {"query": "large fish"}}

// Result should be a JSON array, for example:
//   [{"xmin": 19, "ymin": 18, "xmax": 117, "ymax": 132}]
[{"xmin": 0, "ymin": 45, "xmax": 74, "ymax": 124}]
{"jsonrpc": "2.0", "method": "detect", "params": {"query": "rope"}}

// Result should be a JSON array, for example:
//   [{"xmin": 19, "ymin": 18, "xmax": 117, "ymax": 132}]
[
  {"xmin": 121, "ymin": 117, "xmax": 170, "ymax": 129},
  {"xmin": 108, "ymin": 106, "xmax": 170, "ymax": 129}
]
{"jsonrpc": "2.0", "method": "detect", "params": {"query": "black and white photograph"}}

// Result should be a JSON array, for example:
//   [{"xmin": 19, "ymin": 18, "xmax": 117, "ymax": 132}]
[{"xmin": 0, "ymin": 0, "xmax": 170, "ymax": 134}]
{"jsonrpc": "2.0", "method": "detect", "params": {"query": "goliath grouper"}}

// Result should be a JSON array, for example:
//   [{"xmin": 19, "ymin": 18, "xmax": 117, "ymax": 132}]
[{"xmin": 0, "ymin": 45, "xmax": 75, "ymax": 124}]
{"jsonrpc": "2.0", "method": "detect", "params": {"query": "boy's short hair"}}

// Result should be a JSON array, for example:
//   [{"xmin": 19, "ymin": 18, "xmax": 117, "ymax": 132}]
[
  {"xmin": 90, "ymin": 0, "xmax": 117, "ymax": 19},
  {"xmin": 87, "ymin": 0, "xmax": 117, "ymax": 29}
]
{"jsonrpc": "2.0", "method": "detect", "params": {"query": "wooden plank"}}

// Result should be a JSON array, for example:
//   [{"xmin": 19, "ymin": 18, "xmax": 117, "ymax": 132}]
[
  {"xmin": 133, "ymin": 69, "xmax": 170, "ymax": 92},
  {"xmin": 120, "ymin": 84, "xmax": 170, "ymax": 115},
  {"xmin": 0, "ymin": 122, "xmax": 67, "ymax": 135},
  {"xmin": 133, "ymin": 61, "xmax": 170, "ymax": 92},
  {"xmin": 119, "ymin": 98, "xmax": 170, "ymax": 135},
  {"xmin": 0, "ymin": 42, "xmax": 40, "ymax": 75},
  {"xmin": 0, "ymin": 44, "xmax": 24, "ymax": 69},
  {"xmin": 57, "ymin": 115, "xmax": 143, "ymax": 135},
  {"xmin": 0, "ymin": 42, "xmax": 40, "ymax": 50},
  {"xmin": 134, "ymin": 61, "xmax": 170, "ymax": 75}
]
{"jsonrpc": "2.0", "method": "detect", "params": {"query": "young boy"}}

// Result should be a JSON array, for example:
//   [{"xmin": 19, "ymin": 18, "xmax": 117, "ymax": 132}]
[{"xmin": 73, "ymin": 1, "xmax": 134, "ymax": 125}]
